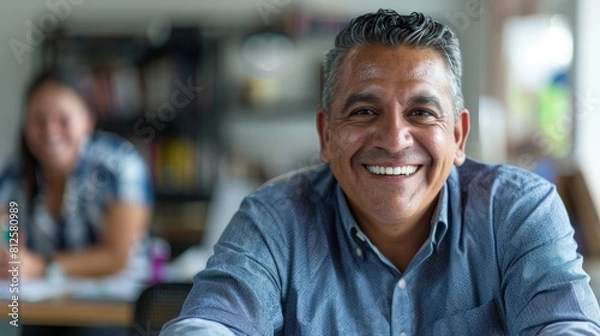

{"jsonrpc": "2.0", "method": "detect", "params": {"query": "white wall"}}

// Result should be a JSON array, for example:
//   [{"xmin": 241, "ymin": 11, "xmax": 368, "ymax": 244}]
[
  {"xmin": 0, "ymin": 2, "xmax": 42, "ymax": 163},
  {"xmin": 574, "ymin": 0, "xmax": 600, "ymax": 208}
]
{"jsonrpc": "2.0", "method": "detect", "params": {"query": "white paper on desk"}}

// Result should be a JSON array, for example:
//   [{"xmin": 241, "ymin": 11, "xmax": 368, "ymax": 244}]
[
  {"xmin": 0, "ymin": 276, "xmax": 144, "ymax": 302},
  {"xmin": 69, "ymin": 275, "xmax": 145, "ymax": 301},
  {"xmin": 0, "ymin": 279, "xmax": 68, "ymax": 301}
]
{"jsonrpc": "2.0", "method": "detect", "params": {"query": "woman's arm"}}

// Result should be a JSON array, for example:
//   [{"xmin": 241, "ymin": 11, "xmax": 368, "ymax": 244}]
[{"xmin": 24, "ymin": 201, "xmax": 151, "ymax": 278}]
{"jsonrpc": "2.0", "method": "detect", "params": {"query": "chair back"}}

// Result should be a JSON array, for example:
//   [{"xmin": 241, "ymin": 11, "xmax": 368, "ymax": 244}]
[{"xmin": 131, "ymin": 282, "xmax": 193, "ymax": 335}]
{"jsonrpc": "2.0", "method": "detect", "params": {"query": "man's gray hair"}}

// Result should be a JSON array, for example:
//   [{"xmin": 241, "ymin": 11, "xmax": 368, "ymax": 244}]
[{"xmin": 321, "ymin": 9, "xmax": 464, "ymax": 118}]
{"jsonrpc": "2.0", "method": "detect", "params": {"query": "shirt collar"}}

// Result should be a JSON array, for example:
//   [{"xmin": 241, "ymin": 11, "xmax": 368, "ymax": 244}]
[
  {"xmin": 430, "ymin": 183, "xmax": 449, "ymax": 248},
  {"xmin": 335, "ymin": 180, "xmax": 450, "ymax": 250}
]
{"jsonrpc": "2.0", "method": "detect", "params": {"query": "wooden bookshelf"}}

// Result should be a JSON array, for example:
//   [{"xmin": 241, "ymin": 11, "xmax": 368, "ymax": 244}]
[{"xmin": 40, "ymin": 26, "xmax": 221, "ymax": 201}]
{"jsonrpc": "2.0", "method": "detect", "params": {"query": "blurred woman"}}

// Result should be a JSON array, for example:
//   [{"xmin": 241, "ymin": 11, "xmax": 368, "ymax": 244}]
[{"xmin": 0, "ymin": 68, "xmax": 153, "ymax": 335}]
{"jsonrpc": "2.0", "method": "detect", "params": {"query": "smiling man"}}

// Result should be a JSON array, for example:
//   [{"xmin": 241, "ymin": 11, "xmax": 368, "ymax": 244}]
[
  {"xmin": 161, "ymin": 10, "xmax": 600, "ymax": 335},
  {"xmin": 318, "ymin": 42, "xmax": 469, "ymax": 273}
]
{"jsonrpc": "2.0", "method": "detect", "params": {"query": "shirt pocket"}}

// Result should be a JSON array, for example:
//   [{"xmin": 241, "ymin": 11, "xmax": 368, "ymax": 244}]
[{"xmin": 432, "ymin": 300, "xmax": 506, "ymax": 336}]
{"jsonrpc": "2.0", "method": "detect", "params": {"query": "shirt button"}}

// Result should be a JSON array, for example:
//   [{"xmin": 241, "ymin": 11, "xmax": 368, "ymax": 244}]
[
  {"xmin": 355, "ymin": 247, "xmax": 363, "ymax": 257},
  {"xmin": 355, "ymin": 231, "xmax": 366, "ymax": 241},
  {"xmin": 399, "ymin": 332, "xmax": 408, "ymax": 336},
  {"xmin": 398, "ymin": 279, "xmax": 407, "ymax": 289}
]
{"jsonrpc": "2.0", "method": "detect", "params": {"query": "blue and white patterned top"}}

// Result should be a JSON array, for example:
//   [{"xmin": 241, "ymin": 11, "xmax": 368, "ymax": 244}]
[
  {"xmin": 161, "ymin": 159, "xmax": 600, "ymax": 335},
  {"xmin": 0, "ymin": 130, "xmax": 153, "ymax": 279}
]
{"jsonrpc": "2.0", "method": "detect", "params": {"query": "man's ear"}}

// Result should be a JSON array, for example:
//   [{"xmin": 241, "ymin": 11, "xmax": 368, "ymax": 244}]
[
  {"xmin": 316, "ymin": 108, "xmax": 330, "ymax": 163},
  {"xmin": 453, "ymin": 109, "xmax": 470, "ymax": 166}
]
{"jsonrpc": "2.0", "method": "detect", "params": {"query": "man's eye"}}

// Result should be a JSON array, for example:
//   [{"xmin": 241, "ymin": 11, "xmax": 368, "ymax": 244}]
[
  {"xmin": 409, "ymin": 109, "xmax": 435, "ymax": 118},
  {"xmin": 351, "ymin": 108, "xmax": 377, "ymax": 116}
]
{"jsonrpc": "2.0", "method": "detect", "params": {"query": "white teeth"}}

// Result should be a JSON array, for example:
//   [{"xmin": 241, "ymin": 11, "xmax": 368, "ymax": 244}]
[{"xmin": 366, "ymin": 165, "xmax": 419, "ymax": 176}]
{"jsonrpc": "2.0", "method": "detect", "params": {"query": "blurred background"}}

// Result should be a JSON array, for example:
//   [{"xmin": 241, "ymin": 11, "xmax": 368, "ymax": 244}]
[{"xmin": 0, "ymin": 0, "xmax": 599, "ymax": 331}]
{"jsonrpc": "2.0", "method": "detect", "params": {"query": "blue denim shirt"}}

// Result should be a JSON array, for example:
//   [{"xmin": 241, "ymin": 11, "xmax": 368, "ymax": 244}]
[{"xmin": 162, "ymin": 159, "xmax": 600, "ymax": 335}]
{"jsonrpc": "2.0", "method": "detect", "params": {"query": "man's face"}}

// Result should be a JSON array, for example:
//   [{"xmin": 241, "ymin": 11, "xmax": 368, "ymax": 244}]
[{"xmin": 317, "ymin": 44, "xmax": 470, "ymax": 232}]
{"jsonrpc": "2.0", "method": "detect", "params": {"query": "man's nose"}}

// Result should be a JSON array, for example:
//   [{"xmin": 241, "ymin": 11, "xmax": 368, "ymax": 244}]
[{"xmin": 373, "ymin": 111, "xmax": 413, "ymax": 153}]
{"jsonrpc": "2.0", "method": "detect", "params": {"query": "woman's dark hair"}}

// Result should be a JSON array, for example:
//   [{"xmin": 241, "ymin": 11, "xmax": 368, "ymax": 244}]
[
  {"xmin": 21, "ymin": 67, "xmax": 95, "ymax": 209},
  {"xmin": 24, "ymin": 67, "xmax": 95, "ymax": 108}
]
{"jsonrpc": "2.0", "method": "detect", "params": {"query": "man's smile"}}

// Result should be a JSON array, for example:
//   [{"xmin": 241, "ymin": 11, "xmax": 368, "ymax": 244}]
[{"xmin": 364, "ymin": 164, "xmax": 421, "ymax": 176}]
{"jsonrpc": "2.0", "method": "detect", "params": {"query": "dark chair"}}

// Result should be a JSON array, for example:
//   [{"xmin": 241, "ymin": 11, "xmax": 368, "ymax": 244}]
[{"xmin": 131, "ymin": 282, "xmax": 193, "ymax": 336}]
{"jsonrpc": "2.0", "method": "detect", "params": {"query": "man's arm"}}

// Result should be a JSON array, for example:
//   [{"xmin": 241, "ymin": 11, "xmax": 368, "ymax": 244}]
[
  {"xmin": 161, "ymin": 197, "xmax": 286, "ymax": 335},
  {"xmin": 3, "ymin": 201, "xmax": 150, "ymax": 278},
  {"xmin": 496, "ymin": 180, "xmax": 600, "ymax": 335}
]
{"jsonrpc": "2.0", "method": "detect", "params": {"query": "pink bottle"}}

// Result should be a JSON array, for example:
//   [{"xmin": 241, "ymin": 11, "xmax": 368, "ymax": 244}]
[{"xmin": 150, "ymin": 237, "xmax": 171, "ymax": 283}]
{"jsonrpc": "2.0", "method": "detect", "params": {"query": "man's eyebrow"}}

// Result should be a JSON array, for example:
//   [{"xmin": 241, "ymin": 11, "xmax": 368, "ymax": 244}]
[
  {"xmin": 407, "ymin": 95, "xmax": 442, "ymax": 110},
  {"xmin": 341, "ymin": 93, "xmax": 381, "ymax": 112}
]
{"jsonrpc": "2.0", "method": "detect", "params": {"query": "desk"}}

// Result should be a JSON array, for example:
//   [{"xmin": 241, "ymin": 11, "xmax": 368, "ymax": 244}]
[{"xmin": 0, "ymin": 297, "xmax": 133, "ymax": 326}]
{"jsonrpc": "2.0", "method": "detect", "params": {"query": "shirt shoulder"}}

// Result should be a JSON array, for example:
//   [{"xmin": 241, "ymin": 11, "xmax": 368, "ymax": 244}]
[
  {"xmin": 228, "ymin": 164, "xmax": 338, "ymax": 252},
  {"xmin": 85, "ymin": 131, "xmax": 143, "ymax": 162},
  {"xmin": 0, "ymin": 159, "xmax": 23, "ymax": 205},
  {"xmin": 249, "ymin": 164, "xmax": 337, "ymax": 213},
  {"xmin": 82, "ymin": 131, "xmax": 149, "ymax": 177},
  {"xmin": 0, "ymin": 158, "xmax": 21, "ymax": 181},
  {"xmin": 80, "ymin": 130, "xmax": 152, "ymax": 204},
  {"xmin": 454, "ymin": 157, "xmax": 554, "ymax": 200}
]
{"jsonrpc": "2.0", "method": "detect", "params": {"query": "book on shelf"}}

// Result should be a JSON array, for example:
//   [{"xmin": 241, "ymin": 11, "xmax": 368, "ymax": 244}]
[
  {"xmin": 84, "ymin": 55, "xmax": 201, "ymax": 120},
  {"xmin": 148, "ymin": 137, "xmax": 212, "ymax": 197}
]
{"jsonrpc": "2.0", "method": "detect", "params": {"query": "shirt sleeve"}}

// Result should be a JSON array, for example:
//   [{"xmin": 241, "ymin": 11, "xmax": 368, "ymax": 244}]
[
  {"xmin": 496, "ymin": 180, "xmax": 600, "ymax": 335},
  {"xmin": 538, "ymin": 321, "xmax": 600, "ymax": 335},
  {"xmin": 160, "ymin": 318, "xmax": 235, "ymax": 336},
  {"xmin": 111, "ymin": 145, "xmax": 153, "ymax": 206},
  {"xmin": 161, "ymin": 196, "xmax": 285, "ymax": 335},
  {"xmin": 0, "ymin": 160, "xmax": 20, "ymax": 207}
]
